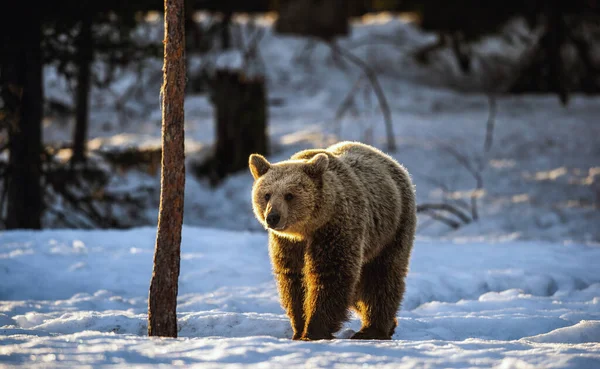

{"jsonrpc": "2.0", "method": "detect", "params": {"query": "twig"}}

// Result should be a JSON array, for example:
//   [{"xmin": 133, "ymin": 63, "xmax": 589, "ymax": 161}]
[
  {"xmin": 45, "ymin": 206, "xmax": 90, "ymax": 229},
  {"xmin": 484, "ymin": 94, "xmax": 496, "ymax": 153},
  {"xmin": 440, "ymin": 143, "xmax": 479, "ymax": 179},
  {"xmin": 293, "ymin": 40, "xmax": 317, "ymax": 65},
  {"xmin": 326, "ymin": 42, "xmax": 396, "ymax": 152},
  {"xmin": 335, "ymin": 75, "xmax": 364, "ymax": 120},
  {"xmin": 419, "ymin": 173, "xmax": 471, "ymax": 211},
  {"xmin": 246, "ymin": 27, "xmax": 265, "ymax": 53},
  {"xmin": 236, "ymin": 18, "xmax": 265, "ymax": 78},
  {"xmin": 439, "ymin": 143, "xmax": 483, "ymax": 221}
]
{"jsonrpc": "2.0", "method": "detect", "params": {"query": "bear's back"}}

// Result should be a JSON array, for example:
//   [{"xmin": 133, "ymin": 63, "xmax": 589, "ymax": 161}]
[
  {"xmin": 331, "ymin": 142, "xmax": 411, "ymax": 254},
  {"xmin": 290, "ymin": 141, "xmax": 415, "ymax": 260}
]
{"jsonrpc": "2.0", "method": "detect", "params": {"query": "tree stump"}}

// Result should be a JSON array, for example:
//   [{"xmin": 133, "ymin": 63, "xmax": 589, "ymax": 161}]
[{"xmin": 197, "ymin": 68, "xmax": 269, "ymax": 185}]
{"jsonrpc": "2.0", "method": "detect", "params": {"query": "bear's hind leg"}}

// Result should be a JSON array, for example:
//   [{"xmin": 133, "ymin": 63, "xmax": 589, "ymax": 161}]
[{"xmin": 351, "ymin": 231, "xmax": 411, "ymax": 340}]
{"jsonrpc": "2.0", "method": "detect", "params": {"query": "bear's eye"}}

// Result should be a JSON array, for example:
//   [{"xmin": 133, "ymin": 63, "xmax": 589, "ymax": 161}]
[
  {"xmin": 264, "ymin": 193, "xmax": 271, "ymax": 201},
  {"xmin": 284, "ymin": 193, "xmax": 294, "ymax": 201}
]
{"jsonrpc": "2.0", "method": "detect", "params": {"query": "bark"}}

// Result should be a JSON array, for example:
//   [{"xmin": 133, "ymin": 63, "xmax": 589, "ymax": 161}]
[
  {"xmin": 148, "ymin": 0, "xmax": 186, "ymax": 338},
  {"xmin": 72, "ymin": 16, "xmax": 93, "ymax": 164},
  {"xmin": 4, "ymin": 10, "xmax": 43, "ymax": 230}
]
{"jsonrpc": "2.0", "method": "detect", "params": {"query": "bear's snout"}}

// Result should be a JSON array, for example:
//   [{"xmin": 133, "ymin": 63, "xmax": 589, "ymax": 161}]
[{"xmin": 266, "ymin": 212, "xmax": 281, "ymax": 228}]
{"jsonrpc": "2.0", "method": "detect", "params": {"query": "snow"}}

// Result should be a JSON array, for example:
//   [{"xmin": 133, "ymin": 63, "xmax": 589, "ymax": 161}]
[
  {"xmin": 2, "ymin": 11, "xmax": 600, "ymax": 369},
  {"xmin": 38, "ymin": 12, "xmax": 600, "ymax": 243},
  {"xmin": 1, "ymin": 228, "xmax": 600, "ymax": 368}
]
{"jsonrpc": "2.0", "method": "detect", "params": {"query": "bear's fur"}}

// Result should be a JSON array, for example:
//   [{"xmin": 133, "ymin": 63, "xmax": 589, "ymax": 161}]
[{"xmin": 249, "ymin": 141, "xmax": 416, "ymax": 341}]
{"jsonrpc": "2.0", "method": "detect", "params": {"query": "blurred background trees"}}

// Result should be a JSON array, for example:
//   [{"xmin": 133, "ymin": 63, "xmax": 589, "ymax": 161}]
[{"xmin": 1, "ymin": 0, "xmax": 598, "ymax": 229}]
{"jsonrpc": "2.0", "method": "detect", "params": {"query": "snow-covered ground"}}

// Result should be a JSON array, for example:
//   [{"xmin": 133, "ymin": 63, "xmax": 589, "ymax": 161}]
[
  {"xmin": 2, "ymin": 12, "xmax": 599, "ymax": 369},
  {"xmin": 1, "ymin": 228, "xmax": 599, "ymax": 368}
]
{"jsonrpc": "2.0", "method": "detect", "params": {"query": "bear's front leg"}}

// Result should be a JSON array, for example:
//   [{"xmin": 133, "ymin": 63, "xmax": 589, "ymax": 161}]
[
  {"xmin": 269, "ymin": 233, "xmax": 306, "ymax": 340},
  {"xmin": 301, "ymin": 229, "xmax": 361, "ymax": 341}
]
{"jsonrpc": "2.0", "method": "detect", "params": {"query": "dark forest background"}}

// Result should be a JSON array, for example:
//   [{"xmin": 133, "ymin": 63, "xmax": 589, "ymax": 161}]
[{"xmin": 1, "ymin": 0, "xmax": 598, "ymax": 230}]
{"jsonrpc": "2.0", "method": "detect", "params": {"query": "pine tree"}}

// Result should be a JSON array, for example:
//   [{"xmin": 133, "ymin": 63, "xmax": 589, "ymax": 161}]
[{"xmin": 148, "ymin": 0, "xmax": 186, "ymax": 338}]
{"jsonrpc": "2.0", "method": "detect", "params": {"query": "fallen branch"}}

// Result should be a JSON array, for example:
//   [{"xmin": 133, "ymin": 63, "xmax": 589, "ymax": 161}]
[
  {"xmin": 417, "ymin": 203, "xmax": 472, "ymax": 224},
  {"xmin": 346, "ymin": 34, "xmax": 412, "ymax": 52},
  {"xmin": 417, "ymin": 208, "xmax": 462, "ymax": 229}
]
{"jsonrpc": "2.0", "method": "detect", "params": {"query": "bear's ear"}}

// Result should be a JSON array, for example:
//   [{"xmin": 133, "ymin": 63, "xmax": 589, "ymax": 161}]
[
  {"xmin": 304, "ymin": 153, "xmax": 329, "ymax": 177},
  {"xmin": 249, "ymin": 154, "xmax": 271, "ymax": 180}
]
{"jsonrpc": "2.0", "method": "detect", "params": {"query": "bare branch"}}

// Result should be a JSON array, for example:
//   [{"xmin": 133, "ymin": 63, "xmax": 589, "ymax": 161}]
[
  {"xmin": 438, "ymin": 143, "xmax": 483, "ymax": 221},
  {"xmin": 439, "ymin": 143, "xmax": 479, "ymax": 179},
  {"xmin": 335, "ymin": 75, "xmax": 364, "ymax": 121},
  {"xmin": 413, "ymin": 34, "xmax": 447, "ymax": 64},
  {"xmin": 418, "ymin": 208, "xmax": 462, "ymax": 229},
  {"xmin": 484, "ymin": 94, "xmax": 496, "ymax": 153},
  {"xmin": 293, "ymin": 40, "xmax": 317, "ymax": 65},
  {"xmin": 417, "ymin": 203, "xmax": 472, "ymax": 224},
  {"xmin": 45, "ymin": 206, "xmax": 91, "ymax": 229},
  {"xmin": 326, "ymin": 42, "xmax": 396, "ymax": 152},
  {"xmin": 419, "ymin": 173, "xmax": 471, "ymax": 211}
]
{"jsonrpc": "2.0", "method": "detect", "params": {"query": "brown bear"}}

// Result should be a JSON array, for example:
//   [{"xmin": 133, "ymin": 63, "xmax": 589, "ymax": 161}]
[{"xmin": 249, "ymin": 141, "xmax": 416, "ymax": 341}]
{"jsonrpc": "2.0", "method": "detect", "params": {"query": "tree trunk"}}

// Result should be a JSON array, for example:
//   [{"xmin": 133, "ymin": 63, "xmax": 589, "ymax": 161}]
[
  {"xmin": 207, "ymin": 69, "xmax": 268, "ymax": 184},
  {"xmin": 221, "ymin": 11, "xmax": 232, "ymax": 50},
  {"xmin": 148, "ymin": 0, "xmax": 186, "ymax": 338},
  {"xmin": 4, "ymin": 10, "xmax": 43, "ymax": 230},
  {"xmin": 545, "ymin": 2, "xmax": 568, "ymax": 105},
  {"xmin": 509, "ymin": 3, "xmax": 569, "ymax": 104},
  {"xmin": 72, "ymin": 16, "xmax": 93, "ymax": 164}
]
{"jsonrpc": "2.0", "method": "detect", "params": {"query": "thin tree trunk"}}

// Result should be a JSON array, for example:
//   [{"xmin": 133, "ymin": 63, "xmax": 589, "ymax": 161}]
[
  {"xmin": 72, "ymin": 16, "xmax": 93, "ymax": 164},
  {"xmin": 5, "ymin": 10, "xmax": 43, "ymax": 230},
  {"xmin": 148, "ymin": 0, "xmax": 186, "ymax": 338},
  {"xmin": 546, "ymin": 2, "xmax": 568, "ymax": 105},
  {"xmin": 509, "ymin": 2, "xmax": 569, "ymax": 105},
  {"xmin": 221, "ymin": 11, "xmax": 232, "ymax": 50}
]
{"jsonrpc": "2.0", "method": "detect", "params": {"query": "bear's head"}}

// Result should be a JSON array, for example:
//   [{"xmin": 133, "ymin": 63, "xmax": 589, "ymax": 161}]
[{"xmin": 249, "ymin": 153, "xmax": 329, "ymax": 238}]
